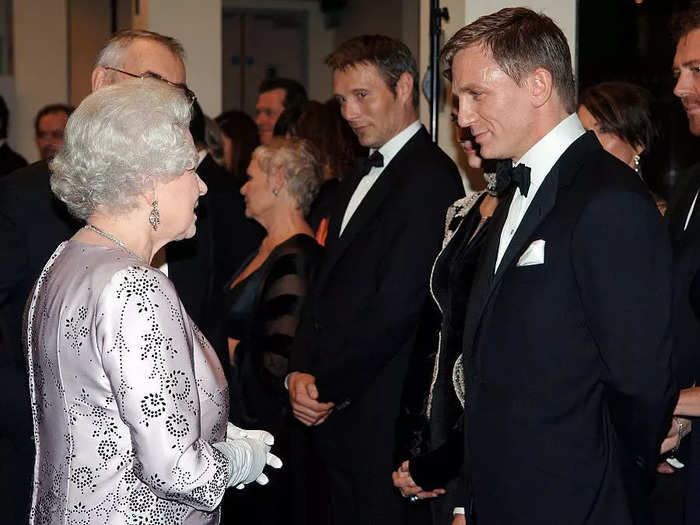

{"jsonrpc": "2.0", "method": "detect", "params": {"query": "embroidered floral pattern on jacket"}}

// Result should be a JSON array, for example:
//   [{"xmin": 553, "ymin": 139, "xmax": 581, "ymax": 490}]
[{"xmin": 26, "ymin": 242, "xmax": 230, "ymax": 525}]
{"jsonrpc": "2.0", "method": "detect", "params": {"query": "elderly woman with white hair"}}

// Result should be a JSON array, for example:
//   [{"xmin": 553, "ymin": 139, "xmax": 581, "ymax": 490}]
[
  {"xmin": 222, "ymin": 137, "xmax": 323, "ymax": 524},
  {"xmin": 25, "ymin": 78, "xmax": 280, "ymax": 525}
]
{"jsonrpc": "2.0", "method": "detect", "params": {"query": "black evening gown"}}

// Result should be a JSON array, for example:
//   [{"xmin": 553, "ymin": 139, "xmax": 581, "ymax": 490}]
[
  {"xmin": 399, "ymin": 192, "xmax": 492, "ymax": 525},
  {"xmin": 222, "ymin": 233, "xmax": 323, "ymax": 525}
]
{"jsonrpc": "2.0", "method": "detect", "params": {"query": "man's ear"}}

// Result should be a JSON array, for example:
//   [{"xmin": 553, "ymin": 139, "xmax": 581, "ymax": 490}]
[
  {"xmin": 91, "ymin": 67, "xmax": 111, "ymax": 92},
  {"xmin": 395, "ymin": 72, "xmax": 414, "ymax": 106},
  {"xmin": 528, "ymin": 68, "xmax": 553, "ymax": 108}
]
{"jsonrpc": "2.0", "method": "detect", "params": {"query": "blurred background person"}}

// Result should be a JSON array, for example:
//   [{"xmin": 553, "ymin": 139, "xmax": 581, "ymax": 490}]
[
  {"xmin": 203, "ymin": 114, "xmax": 225, "ymax": 166},
  {"xmin": 216, "ymin": 109, "xmax": 259, "ymax": 187},
  {"xmin": 293, "ymin": 99, "xmax": 364, "ymax": 241},
  {"xmin": 272, "ymin": 105, "xmax": 302, "ymax": 138},
  {"xmin": 29, "ymin": 78, "xmax": 278, "ymax": 525},
  {"xmin": 34, "ymin": 103, "xmax": 73, "ymax": 161},
  {"xmin": 255, "ymin": 77, "xmax": 307, "ymax": 145},
  {"xmin": 0, "ymin": 95, "xmax": 27, "ymax": 177},
  {"xmin": 223, "ymin": 137, "xmax": 323, "ymax": 525},
  {"xmin": 578, "ymin": 81, "xmax": 666, "ymax": 212}
]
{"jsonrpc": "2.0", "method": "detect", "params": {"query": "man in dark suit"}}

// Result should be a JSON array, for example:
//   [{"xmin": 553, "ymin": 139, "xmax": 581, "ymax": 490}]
[
  {"xmin": 287, "ymin": 35, "xmax": 463, "ymax": 525},
  {"xmin": 443, "ymin": 8, "xmax": 676, "ymax": 525},
  {"xmin": 0, "ymin": 95, "xmax": 27, "ymax": 177},
  {"xmin": 664, "ymin": 4, "xmax": 700, "ymax": 522},
  {"xmin": 0, "ymin": 29, "xmax": 196, "ymax": 523}
]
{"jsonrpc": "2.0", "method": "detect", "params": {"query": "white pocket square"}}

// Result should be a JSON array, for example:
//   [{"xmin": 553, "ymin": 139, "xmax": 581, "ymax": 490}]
[{"xmin": 517, "ymin": 239, "xmax": 545, "ymax": 267}]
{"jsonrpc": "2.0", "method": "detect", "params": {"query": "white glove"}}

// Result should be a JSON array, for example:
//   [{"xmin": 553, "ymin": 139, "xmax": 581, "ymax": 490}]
[{"xmin": 216, "ymin": 424, "xmax": 283, "ymax": 489}]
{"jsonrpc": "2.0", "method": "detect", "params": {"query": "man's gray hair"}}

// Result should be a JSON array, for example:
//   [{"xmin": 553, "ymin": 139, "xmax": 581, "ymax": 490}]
[
  {"xmin": 50, "ymin": 78, "xmax": 196, "ymax": 220},
  {"xmin": 252, "ymin": 137, "xmax": 323, "ymax": 216},
  {"xmin": 95, "ymin": 29, "xmax": 185, "ymax": 69}
]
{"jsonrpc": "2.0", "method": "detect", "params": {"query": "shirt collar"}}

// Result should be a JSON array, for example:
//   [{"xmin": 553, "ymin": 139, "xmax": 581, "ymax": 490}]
[
  {"xmin": 370, "ymin": 120, "xmax": 422, "ymax": 167},
  {"xmin": 516, "ymin": 113, "xmax": 585, "ymax": 192}
]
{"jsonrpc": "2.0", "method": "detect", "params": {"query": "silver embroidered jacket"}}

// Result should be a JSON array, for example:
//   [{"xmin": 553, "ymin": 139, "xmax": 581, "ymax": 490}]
[{"xmin": 25, "ymin": 241, "xmax": 230, "ymax": 524}]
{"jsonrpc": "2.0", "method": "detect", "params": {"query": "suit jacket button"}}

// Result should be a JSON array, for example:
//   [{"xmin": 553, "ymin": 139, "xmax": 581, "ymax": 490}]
[{"xmin": 313, "ymin": 321, "xmax": 322, "ymax": 331}]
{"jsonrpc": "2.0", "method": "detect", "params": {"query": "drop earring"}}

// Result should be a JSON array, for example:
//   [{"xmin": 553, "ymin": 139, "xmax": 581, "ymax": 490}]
[
  {"xmin": 149, "ymin": 200, "xmax": 160, "ymax": 230},
  {"xmin": 633, "ymin": 154, "xmax": 641, "ymax": 175}
]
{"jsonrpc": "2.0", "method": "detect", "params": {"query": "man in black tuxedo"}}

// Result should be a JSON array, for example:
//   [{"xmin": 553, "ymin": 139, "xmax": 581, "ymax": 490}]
[
  {"xmin": 0, "ymin": 29, "xmax": 196, "ymax": 523},
  {"xmin": 0, "ymin": 95, "xmax": 27, "ymax": 177},
  {"xmin": 664, "ymin": 4, "xmax": 700, "ymax": 522},
  {"xmin": 287, "ymin": 35, "xmax": 463, "ymax": 524},
  {"xmin": 443, "ymin": 8, "xmax": 676, "ymax": 525}
]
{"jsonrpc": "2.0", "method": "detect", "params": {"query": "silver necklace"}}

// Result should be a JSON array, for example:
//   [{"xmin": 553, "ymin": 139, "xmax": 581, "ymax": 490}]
[{"xmin": 83, "ymin": 224, "xmax": 145, "ymax": 263}]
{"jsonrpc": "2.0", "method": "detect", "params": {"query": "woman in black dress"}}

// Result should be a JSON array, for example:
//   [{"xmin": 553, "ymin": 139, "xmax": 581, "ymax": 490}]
[
  {"xmin": 222, "ymin": 137, "xmax": 323, "ymax": 525},
  {"xmin": 392, "ymin": 121, "xmax": 501, "ymax": 525}
]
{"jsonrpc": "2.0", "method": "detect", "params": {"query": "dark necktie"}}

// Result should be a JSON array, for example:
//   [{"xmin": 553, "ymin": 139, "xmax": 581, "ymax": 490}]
[
  {"xmin": 494, "ymin": 161, "xmax": 531, "ymax": 197},
  {"xmin": 358, "ymin": 150, "xmax": 384, "ymax": 177}
]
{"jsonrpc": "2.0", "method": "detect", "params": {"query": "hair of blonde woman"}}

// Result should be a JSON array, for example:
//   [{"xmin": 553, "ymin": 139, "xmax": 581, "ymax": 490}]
[{"xmin": 252, "ymin": 137, "xmax": 323, "ymax": 216}]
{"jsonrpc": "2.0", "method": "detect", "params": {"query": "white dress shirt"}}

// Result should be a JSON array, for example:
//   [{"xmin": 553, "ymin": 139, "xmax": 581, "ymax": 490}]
[
  {"xmin": 494, "ymin": 114, "xmax": 586, "ymax": 272},
  {"xmin": 339, "ymin": 120, "xmax": 422, "ymax": 235}
]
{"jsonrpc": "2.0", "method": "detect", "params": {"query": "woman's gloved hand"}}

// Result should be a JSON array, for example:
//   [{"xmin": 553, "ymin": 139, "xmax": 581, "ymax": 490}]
[{"xmin": 215, "ymin": 423, "xmax": 283, "ymax": 488}]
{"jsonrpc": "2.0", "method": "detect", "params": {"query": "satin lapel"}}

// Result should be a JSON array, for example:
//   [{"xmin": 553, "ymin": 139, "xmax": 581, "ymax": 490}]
[
  {"xmin": 324, "ymin": 161, "xmax": 364, "ymax": 253},
  {"xmin": 492, "ymin": 166, "xmax": 559, "ymax": 287},
  {"xmin": 462, "ymin": 132, "xmax": 593, "ymax": 361},
  {"xmin": 317, "ymin": 159, "xmax": 398, "ymax": 289},
  {"xmin": 462, "ymin": 188, "xmax": 514, "ymax": 359},
  {"xmin": 316, "ymin": 128, "xmax": 431, "ymax": 290},
  {"xmin": 673, "ymin": 173, "xmax": 700, "ymax": 241}
]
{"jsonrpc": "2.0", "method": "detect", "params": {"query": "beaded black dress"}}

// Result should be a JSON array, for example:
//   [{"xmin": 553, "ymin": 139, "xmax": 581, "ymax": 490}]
[{"xmin": 222, "ymin": 233, "xmax": 322, "ymax": 524}]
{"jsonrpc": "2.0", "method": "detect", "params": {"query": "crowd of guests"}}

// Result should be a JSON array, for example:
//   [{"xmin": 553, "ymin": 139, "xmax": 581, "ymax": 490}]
[{"xmin": 4, "ymin": 2, "xmax": 700, "ymax": 525}]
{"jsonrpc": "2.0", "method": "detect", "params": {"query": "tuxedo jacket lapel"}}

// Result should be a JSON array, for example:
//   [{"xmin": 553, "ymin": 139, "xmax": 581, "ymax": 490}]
[
  {"xmin": 462, "ymin": 189, "xmax": 514, "ymax": 359},
  {"xmin": 492, "ymin": 167, "xmax": 559, "ymax": 287},
  {"xmin": 318, "ymin": 162, "xmax": 398, "ymax": 289},
  {"xmin": 462, "ymin": 132, "xmax": 593, "ymax": 362},
  {"xmin": 672, "ymin": 173, "xmax": 700, "ymax": 242},
  {"xmin": 324, "ymin": 160, "xmax": 364, "ymax": 253},
  {"xmin": 317, "ymin": 128, "xmax": 429, "ymax": 290}
]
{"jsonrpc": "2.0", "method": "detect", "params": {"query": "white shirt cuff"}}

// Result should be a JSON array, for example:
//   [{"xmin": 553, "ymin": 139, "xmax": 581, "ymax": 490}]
[
  {"xmin": 453, "ymin": 507, "xmax": 465, "ymax": 516},
  {"xmin": 284, "ymin": 373, "xmax": 291, "ymax": 390}
]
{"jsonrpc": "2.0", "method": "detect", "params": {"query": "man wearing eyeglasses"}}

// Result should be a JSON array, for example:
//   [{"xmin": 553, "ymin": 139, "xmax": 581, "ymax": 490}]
[{"xmin": 0, "ymin": 29, "xmax": 198, "ymax": 523}]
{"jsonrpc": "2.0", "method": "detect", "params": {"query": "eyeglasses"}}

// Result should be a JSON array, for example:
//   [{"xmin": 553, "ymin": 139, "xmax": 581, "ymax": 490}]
[{"xmin": 104, "ymin": 66, "xmax": 196, "ymax": 103}]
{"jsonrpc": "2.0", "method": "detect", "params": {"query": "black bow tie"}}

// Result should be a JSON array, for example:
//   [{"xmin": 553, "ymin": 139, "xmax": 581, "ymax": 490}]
[
  {"xmin": 493, "ymin": 161, "xmax": 531, "ymax": 197},
  {"xmin": 358, "ymin": 151, "xmax": 384, "ymax": 177}
]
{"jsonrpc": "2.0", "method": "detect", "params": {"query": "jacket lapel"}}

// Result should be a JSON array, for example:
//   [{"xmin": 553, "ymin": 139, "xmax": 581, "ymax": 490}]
[
  {"xmin": 492, "ymin": 167, "xmax": 558, "ymax": 287},
  {"xmin": 462, "ymin": 131, "xmax": 593, "ymax": 361},
  {"xmin": 462, "ymin": 189, "xmax": 513, "ymax": 359},
  {"xmin": 324, "ymin": 161, "xmax": 364, "ymax": 253},
  {"xmin": 316, "ymin": 127, "xmax": 429, "ymax": 290},
  {"xmin": 672, "ymin": 172, "xmax": 700, "ymax": 242}
]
